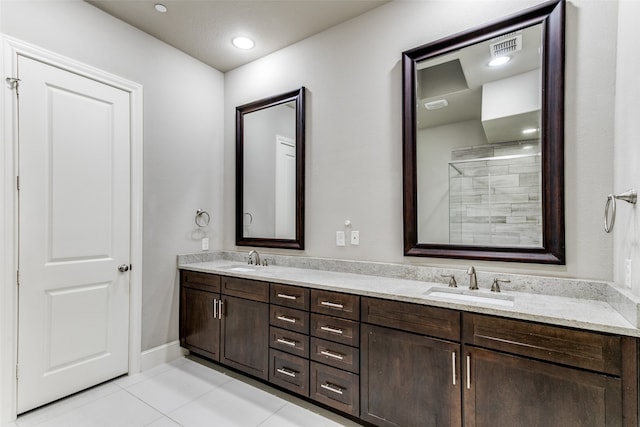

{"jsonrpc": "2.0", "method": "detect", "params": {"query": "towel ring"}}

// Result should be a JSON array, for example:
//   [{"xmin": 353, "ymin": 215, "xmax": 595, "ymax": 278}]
[
  {"xmin": 244, "ymin": 212, "xmax": 253, "ymax": 225},
  {"xmin": 195, "ymin": 209, "xmax": 210, "ymax": 228},
  {"xmin": 604, "ymin": 189, "xmax": 637, "ymax": 233}
]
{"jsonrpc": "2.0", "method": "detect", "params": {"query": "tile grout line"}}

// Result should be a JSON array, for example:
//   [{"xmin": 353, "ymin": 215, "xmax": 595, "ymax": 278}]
[
  {"xmin": 15, "ymin": 382, "xmax": 124, "ymax": 427},
  {"xmin": 255, "ymin": 402, "xmax": 292, "ymax": 427},
  {"xmin": 121, "ymin": 363, "xmax": 236, "ymax": 418}
]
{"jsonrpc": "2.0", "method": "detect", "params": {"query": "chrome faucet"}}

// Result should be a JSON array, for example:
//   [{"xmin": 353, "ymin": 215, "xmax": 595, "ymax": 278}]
[
  {"xmin": 441, "ymin": 274, "xmax": 457, "ymax": 288},
  {"xmin": 467, "ymin": 266, "xmax": 478, "ymax": 290},
  {"xmin": 491, "ymin": 278, "xmax": 511, "ymax": 293},
  {"xmin": 248, "ymin": 250, "xmax": 261, "ymax": 266}
]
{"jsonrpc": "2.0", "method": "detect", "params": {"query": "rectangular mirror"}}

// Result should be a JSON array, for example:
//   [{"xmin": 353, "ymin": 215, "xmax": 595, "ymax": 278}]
[
  {"xmin": 402, "ymin": 0, "xmax": 564, "ymax": 263},
  {"xmin": 236, "ymin": 87, "xmax": 305, "ymax": 249}
]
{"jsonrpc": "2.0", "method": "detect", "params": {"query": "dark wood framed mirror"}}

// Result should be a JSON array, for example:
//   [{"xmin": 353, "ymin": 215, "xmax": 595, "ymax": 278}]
[
  {"xmin": 402, "ymin": 0, "xmax": 564, "ymax": 263},
  {"xmin": 236, "ymin": 87, "xmax": 305, "ymax": 249}
]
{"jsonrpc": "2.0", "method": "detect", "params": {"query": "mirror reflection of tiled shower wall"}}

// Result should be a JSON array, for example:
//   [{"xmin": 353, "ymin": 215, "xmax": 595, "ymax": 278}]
[{"xmin": 449, "ymin": 141, "xmax": 542, "ymax": 247}]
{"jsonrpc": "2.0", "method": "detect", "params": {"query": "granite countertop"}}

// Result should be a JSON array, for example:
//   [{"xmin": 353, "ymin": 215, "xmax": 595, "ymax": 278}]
[{"xmin": 178, "ymin": 259, "xmax": 640, "ymax": 338}]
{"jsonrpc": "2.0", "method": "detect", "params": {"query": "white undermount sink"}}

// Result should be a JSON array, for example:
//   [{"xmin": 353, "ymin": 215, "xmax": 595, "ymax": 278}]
[
  {"xmin": 425, "ymin": 288, "xmax": 515, "ymax": 307},
  {"xmin": 219, "ymin": 264, "xmax": 261, "ymax": 272}
]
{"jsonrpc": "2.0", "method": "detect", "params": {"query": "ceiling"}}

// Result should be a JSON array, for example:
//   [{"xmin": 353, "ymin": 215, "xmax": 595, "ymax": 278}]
[
  {"xmin": 416, "ymin": 23, "xmax": 543, "ymax": 144},
  {"xmin": 86, "ymin": 0, "xmax": 388, "ymax": 72}
]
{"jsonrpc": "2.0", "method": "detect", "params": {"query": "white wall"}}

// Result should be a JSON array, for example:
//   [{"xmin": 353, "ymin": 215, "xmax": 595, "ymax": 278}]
[
  {"xmin": 614, "ymin": 0, "xmax": 640, "ymax": 295},
  {"xmin": 1, "ymin": 0, "xmax": 225, "ymax": 351},
  {"xmin": 417, "ymin": 119, "xmax": 488, "ymax": 243},
  {"xmin": 224, "ymin": 0, "xmax": 619, "ymax": 281}
]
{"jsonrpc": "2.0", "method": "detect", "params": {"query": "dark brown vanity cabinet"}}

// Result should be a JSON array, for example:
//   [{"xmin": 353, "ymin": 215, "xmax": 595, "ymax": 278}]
[
  {"xmin": 180, "ymin": 271, "xmax": 269, "ymax": 380},
  {"xmin": 179, "ymin": 271, "xmax": 221, "ymax": 361},
  {"xmin": 219, "ymin": 276, "xmax": 270, "ymax": 380},
  {"xmin": 309, "ymin": 290, "xmax": 361, "ymax": 417},
  {"xmin": 180, "ymin": 271, "xmax": 639, "ymax": 426},
  {"xmin": 462, "ymin": 313, "xmax": 638, "ymax": 427},
  {"xmin": 268, "ymin": 283, "xmax": 311, "ymax": 396},
  {"xmin": 360, "ymin": 297, "xmax": 462, "ymax": 427}
]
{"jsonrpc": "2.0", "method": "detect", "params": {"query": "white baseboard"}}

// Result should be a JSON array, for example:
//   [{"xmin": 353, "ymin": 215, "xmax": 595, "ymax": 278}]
[{"xmin": 140, "ymin": 340, "xmax": 188, "ymax": 372}]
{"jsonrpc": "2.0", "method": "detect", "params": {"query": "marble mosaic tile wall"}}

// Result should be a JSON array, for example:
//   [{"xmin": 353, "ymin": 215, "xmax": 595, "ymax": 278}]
[{"xmin": 449, "ymin": 141, "xmax": 541, "ymax": 246}]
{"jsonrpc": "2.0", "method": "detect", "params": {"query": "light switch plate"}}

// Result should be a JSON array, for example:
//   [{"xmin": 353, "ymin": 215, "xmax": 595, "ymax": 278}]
[
  {"xmin": 336, "ymin": 231, "xmax": 346, "ymax": 247},
  {"xmin": 202, "ymin": 237, "xmax": 209, "ymax": 251},
  {"xmin": 351, "ymin": 230, "xmax": 360, "ymax": 245}
]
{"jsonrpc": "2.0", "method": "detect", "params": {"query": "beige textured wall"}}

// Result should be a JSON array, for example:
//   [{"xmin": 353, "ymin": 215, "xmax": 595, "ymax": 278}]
[
  {"xmin": 224, "ymin": 0, "xmax": 619, "ymax": 282},
  {"xmin": 614, "ymin": 0, "xmax": 640, "ymax": 296},
  {"xmin": 1, "ymin": 0, "xmax": 226, "ymax": 350}
]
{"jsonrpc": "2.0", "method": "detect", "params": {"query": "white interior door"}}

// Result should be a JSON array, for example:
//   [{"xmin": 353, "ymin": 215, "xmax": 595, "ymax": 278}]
[
  {"xmin": 16, "ymin": 55, "xmax": 131, "ymax": 413},
  {"xmin": 275, "ymin": 135, "xmax": 296, "ymax": 239}
]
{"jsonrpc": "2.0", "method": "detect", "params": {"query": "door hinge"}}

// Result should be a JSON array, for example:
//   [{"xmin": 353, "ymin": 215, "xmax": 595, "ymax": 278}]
[
  {"xmin": 16, "ymin": 364, "xmax": 19, "ymax": 380},
  {"xmin": 6, "ymin": 77, "xmax": 20, "ymax": 95},
  {"xmin": 16, "ymin": 176, "xmax": 20, "ymax": 191},
  {"xmin": 6, "ymin": 77, "xmax": 20, "ymax": 88},
  {"xmin": 17, "ymin": 270, "xmax": 20, "ymax": 287}
]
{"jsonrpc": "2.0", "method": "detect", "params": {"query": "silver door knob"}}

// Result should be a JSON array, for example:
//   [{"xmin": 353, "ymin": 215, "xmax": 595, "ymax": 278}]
[{"xmin": 118, "ymin": 264, "xmax": 130, "ymax": 272}]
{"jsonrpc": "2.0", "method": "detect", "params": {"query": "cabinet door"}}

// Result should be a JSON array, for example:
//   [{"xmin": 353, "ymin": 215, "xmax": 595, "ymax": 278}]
[
  {"xmin": 180, "ymin": 287, "xmax": 220, "ymax": 361},
  {"xmin": 465, "ymin": 346, "xmax": 622, "ymax": 427},
  {"xmin": 220, "ymin": 295, "xmax": 269, "ymax": 380},
  {"xmin": 361, "ymin": 324, "xmax": 461, "ymax": 427}
]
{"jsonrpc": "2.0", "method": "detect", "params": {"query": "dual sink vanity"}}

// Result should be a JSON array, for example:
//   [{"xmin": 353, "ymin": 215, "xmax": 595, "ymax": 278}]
[
  {"xmin": 206, "ymin": 3, "xmax": 636, "ymax": 425},
  {"xmin": 179, "ymin": 254, "xmax": 640, "ymax": 427}
]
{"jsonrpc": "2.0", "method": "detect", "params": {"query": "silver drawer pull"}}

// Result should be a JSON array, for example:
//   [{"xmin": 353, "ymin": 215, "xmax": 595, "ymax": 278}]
[
  {"xmin": 320, "ymin": 383, "xmax": 343, "ymax": 395},
  {"xmin": 276, "ymin": 315, "xmax": 297, "ymax": 324},
  {"xmin": 320, "ymin": 301, "xmax": 344, "ymax": 309},
  {"xmin": 277, "ymin": 293, "xmax": 297, "ymax": 300},
  {"xmin": 276, "ymin": 367, "xmax": 298, "ymax": 378},
  {"xmin": 320, "ymin": 326, "xmax": 344, "ymax": 335},
  {"xmin": 466, "ymin": 355, "xmax": 471, "ymax": 390},
  {"xmin": 320, "ymin": 350, "xmax": 344, "ymax": 360},
  {"xmin": 276, "ymin": 338, "xmax": 297, "ymax": 347},
  {"xmin": 452, "ymin": 352, "xmax": 456, "ymax": 386}
]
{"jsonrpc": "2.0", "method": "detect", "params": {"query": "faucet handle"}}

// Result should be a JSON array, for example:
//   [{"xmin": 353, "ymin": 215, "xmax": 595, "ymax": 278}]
[
  {"xmin": 441, "ymin": 274, "xmax": 457, "ymax": 288},
  {"xmin": 491, "ymin": 278, "xmax": 511, "ymax": 293},
  {"xmin": 467, "ymin": 265, "xmax": 478, "ymax": 290}
]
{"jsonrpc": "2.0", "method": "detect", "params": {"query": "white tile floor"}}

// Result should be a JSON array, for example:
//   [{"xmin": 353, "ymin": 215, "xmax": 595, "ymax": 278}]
[{"xmin": 8, "ymin": 356, "xmax": 362, "ymax": 427}]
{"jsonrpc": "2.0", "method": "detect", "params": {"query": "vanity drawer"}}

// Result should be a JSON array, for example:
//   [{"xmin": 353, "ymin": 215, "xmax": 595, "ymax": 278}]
[
  {"xmin": 269, "ymin": 349, "xmax": 309, "ymax": 397},
  {"xmin": 181, "ymin": 270, "xmax": 220, "ymax": 293},
  {"xmin": 270, "ymin": 326, "xmax": 309, "ymax": 358},
  {"xmin": 270, "ymin": 283, "xmax": 310, "ymax": 310},
  {"xmin": 310, "ymin": 362, "xmax": 359, "ymax": 417},
  {"xmin": 221, "ymin": 276, "xmax": 269, "ymax": 303},
  {"xmin": 311, "ymin": 289, "xmax": 359, "ymax": 321},
  {"xmin": 462, "ymin": 313, "xmax": 622, "ymax": 376},
  {"xmin": 310, "ymin": 337, "xmax": 359, "ymax": 374},
  {"xmin": 362, "ymin": 297, "xmax": 460, "ymax": 342},
  {"xmin": 270, "ymin": 305, "xmax": 309, "ymax": 334},
  {"xmin": 311, "ymin": 313, "xmax": 359, "ymax": 347}
]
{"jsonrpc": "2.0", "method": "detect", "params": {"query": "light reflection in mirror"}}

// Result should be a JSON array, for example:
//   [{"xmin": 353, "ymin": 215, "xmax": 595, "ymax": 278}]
[
  {"xmin": 243, "ymin": 102, "xmax": 296, "ymax": 239},
  {"xmin": 236, "ymin": 87, "xmax": 305, "ymax": 249},
  {"xmin": 402, "ymin": 0, "xmax": 565, "ymax": 264},
  {"xmin": 416, "ymin": 23, "xmax": 543, "ymax": 247}
]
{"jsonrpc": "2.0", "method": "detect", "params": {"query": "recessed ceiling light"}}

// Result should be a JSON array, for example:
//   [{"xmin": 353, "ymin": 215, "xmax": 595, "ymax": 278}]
[
  {"xmin": 232, "ymin": 36, "xmax": 255, "ymax": 50},
  {"xmin": 488, "ymin": 56, "xmax": 511, "ymax": 67},
  {"xmin": 424, "ymin": 99, "xmax": 448, "ymax": 110},
  {"xmin": 522, "ymin": 127, "xmax": 538, "ymax": 134},
  {"xmin": 154, "ymin": 3, "xmax": 167, "ymax": 13}
]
